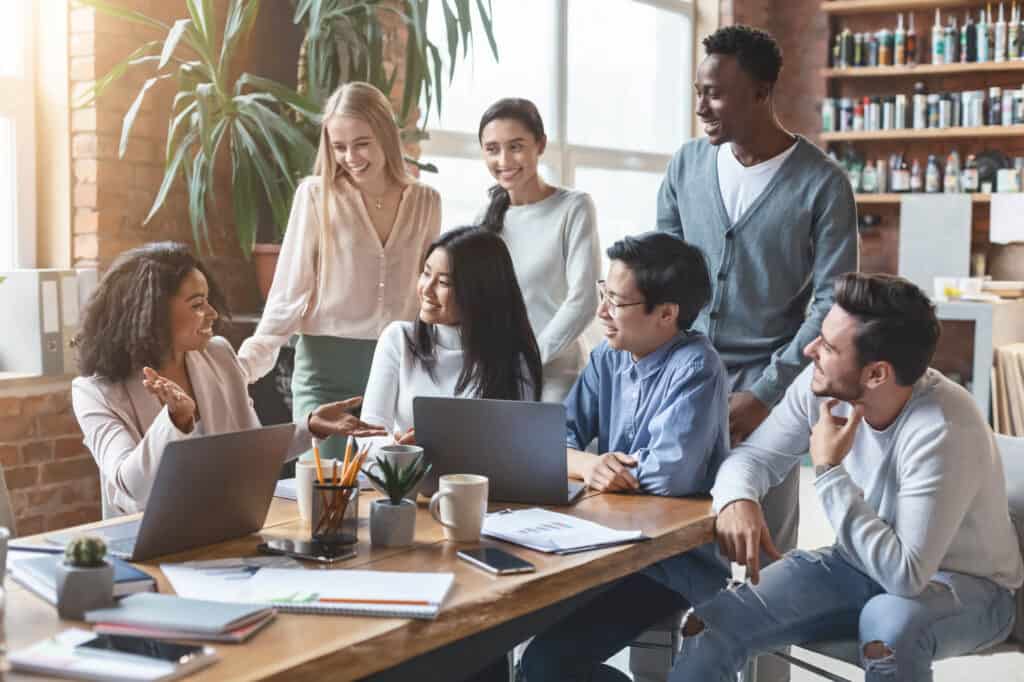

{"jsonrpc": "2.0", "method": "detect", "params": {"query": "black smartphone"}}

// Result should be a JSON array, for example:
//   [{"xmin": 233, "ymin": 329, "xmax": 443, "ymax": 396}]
[
  {"xmin": 257, "ymin": 539, "xmax": 357, "ymax": 563},
  {"xmin": 76, "ymin": 634, "xmax": 209, "ymax": 663},
  {"xmin": 457, "ymin": 547, "xmax": 536, "ymax": 575}
]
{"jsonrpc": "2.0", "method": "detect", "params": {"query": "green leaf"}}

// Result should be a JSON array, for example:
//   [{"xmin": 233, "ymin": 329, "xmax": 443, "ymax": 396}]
[
  {"xmin": 230, "ymin": 124, "xmax": 258, "ymax": 258},
  {"xmin": 159, "ymin": 18, "xmax": 192, "ymax": 70},
  {"xmin": 144, "ymin": 129, "xmax": 197, "ymax": 225},
  {"xmin": 194, "ymin": 82, "xmax": 217, "ymax": 166},
  {"xmin": 119, "ymin": 75, "xmax": 171, "ymax": 159},
  {"xmin": 441, "ymin": 1, "xmax": 458, "ymax": 81},
  {"xmin": 76, "ymin": 41, "xmax": 162, "ymax": 107},
  {"xmin": 236, "ymin": 73, "xmax": 322, "ymax": 122},
  {"xmin": 454, "ymin": 0, "xmax": 472, "ymax": 59},
  {"xmin": 474, "ymin": 0, "xmax": 499, "ymax": 61},
  {"xmin": 221, "ymin": 0, "xmax": 260, "ymax": 66},
  {"xmin": 165, "ymin": 98, "xmax": 198, "ymax": 163}
]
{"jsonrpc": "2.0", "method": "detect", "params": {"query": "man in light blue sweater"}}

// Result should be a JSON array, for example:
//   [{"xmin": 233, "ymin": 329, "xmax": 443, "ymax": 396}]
[
  {"xmin": 674, "ymin": 273, "xmax": 1022, "ymax": 681},
  {"xmin": 656, "ymin": 26, "xmax": 859, "ymax": 588}
]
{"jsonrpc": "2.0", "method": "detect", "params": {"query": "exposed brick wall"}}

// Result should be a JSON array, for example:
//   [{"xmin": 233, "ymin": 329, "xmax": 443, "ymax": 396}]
[
  {"xmin": 0, "ymin": 386, "xmax": 100, "ymax": 536},
  {"xmin": 0, "ymin": 1, "xmax": 416, "ymax": 536}
]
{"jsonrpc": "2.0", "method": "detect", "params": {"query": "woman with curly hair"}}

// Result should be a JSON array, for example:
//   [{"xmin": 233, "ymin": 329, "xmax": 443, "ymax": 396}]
[{"xmin": 72, "ymin": 242, "xmax": 385, "ymax": 518}]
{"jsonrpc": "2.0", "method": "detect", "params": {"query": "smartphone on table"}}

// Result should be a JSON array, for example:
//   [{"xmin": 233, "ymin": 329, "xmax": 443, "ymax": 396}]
[
  {"xmin": 75, "ymin": 633, "xmax": 218, "ymax": 675},
  {"xmin": 457, "ymin": 547, "xmax": 536, "ymax": 575}
]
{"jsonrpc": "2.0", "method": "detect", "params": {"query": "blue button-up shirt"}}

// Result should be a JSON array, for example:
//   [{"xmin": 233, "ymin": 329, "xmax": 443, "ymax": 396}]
[{"xmin": 565, "ymin": 331, "xmax": 730, "ymax": 497}]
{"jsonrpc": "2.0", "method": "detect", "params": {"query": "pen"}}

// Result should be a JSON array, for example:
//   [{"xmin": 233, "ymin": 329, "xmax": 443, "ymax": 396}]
[
  {"xmin": 318, "ymin": 597, "xmax": 432, "ymax": 606},
  {"xmin": 8, "ymin": 544, "xmax": 63, "ymax": 554}
]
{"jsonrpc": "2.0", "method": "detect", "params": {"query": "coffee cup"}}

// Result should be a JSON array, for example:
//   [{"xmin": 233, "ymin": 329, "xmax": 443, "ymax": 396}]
[
  {"xmin": 296, "ymin": 458, "xmax": 338, "ymax": 523},
  {"xmin": 429, "ymin": 474, "xmax": 488, "ymax": 543},
  {"xmin": 367, "ymin": 444, "xmax": 425, "ymax": 497}
]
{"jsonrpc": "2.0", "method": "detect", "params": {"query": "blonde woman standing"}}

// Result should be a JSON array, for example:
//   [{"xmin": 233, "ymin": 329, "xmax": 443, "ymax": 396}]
[{"xmin": 239, "ymin": 82, "xmax": 441, "ymax": 462}]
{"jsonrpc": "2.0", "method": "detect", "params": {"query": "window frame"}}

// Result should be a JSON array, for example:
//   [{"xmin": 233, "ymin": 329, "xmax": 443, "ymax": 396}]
[
  {"xmin": 420, "ymin": 0, "xmax": 695, "ymax": 203},
  {"xmin": 0, "ymin": 0, "xmax": 37, "ymax": 269}
]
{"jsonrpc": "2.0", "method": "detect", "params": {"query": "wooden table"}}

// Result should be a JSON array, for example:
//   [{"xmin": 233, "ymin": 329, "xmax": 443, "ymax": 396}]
[{"xmin": 4, "ymin": 491, "xmax": 714, "ymax": 681}]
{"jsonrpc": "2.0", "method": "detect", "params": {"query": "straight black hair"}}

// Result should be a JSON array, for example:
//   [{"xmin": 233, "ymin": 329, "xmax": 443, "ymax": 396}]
[
  {"xmin": 477, "ymin": 98, "xmax": 546, "ymax": 235},
  {"xmin": 606, "ymin": 232, "xmax": 711, "ymax": 331},
  {"xmin": 834, "ymin": 272, "xmax": 940, "ymax": 386},
  {"xmin": 406, "ymin": 226, "xmax": 543, "ymax": 401}
]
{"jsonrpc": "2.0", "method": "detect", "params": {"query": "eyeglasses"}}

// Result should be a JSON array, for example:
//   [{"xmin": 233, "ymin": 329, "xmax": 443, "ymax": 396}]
[{"xmin": 596, "ymin": 281, "xmax": 646, "ymax": 319}]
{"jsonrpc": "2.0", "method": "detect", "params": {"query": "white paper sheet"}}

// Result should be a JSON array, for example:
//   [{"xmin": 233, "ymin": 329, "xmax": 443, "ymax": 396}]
[
  {"xmin": 482, "ymin": 507, "xmax": 646, "ymax": 554},
  {"xmin": 990, "ymin": 194, "xmax": 1024, "ymax": 244}
]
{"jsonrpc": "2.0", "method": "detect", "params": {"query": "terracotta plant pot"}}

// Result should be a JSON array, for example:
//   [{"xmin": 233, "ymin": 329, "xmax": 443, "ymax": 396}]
[
  {"xmin": 369, "ymin": 499, "xmax": 416, "ymax": 548},
  {"xmin": 253, "ymin": 243, "xmax": 281, "ymax": 302}
]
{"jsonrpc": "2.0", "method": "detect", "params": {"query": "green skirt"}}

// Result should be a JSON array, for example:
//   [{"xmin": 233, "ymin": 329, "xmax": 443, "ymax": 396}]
[{"xmin": 291, "ymin": 334, "xmax": 378, "ymax": 462}]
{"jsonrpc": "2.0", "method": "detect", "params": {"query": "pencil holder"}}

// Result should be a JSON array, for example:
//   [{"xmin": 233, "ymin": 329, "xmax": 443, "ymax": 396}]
[{"xmin": 311, "ymin": 483, "xmax": 359, "ymax": 546}]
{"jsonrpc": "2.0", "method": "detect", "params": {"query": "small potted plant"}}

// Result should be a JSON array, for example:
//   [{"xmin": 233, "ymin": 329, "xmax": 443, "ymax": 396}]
[
  {"xmin": 363, "ymin": 454, "xmax": 431, "ymax": 548},
  {"xmin": 55, "ymin": 535, "xmax": 114, "ymax": 620}
]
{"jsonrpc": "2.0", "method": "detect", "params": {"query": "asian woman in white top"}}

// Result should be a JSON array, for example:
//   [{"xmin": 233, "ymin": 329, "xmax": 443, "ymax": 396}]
[
  {"xmin": 361, "ymin": 227, "xmax": 543, "ymax": 444},
  {"xmin": 477, "ymin": 98, "xmax": 602, "ymax": 402},
  {"xmin": 237, "ymin": 82, "xmax": 441, "ymax": 463},
  {"xmin": 72, "ymin": 243, "xmax": 385, "ymax": 517}
]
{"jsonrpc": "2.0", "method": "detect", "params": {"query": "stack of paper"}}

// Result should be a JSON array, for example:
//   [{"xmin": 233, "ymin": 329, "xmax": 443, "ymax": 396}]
[
  {"xmin": 482, "ymin": 507, "xmax": 647, "ymax": 555},
  {"xmin": 85, "ymin": 593, "xmax": 276, "ymax": 643},
  {"xmin": 161, "ymin": 561, "xmax": 455, "ymax": 620},
  {"xmin": 993, "ymin": 344, "xmax": 1024, "ymax": 435},
  {"xmin": 10, "ymin": 553, "xmax": 155, "ymax": 604}
]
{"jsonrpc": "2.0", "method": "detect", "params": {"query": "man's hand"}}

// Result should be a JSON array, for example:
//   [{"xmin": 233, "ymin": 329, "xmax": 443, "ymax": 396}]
[
  {"xmin": 728, "ymin": 391, "xmax": 771, "ymax": 447},
  {"xmin": 583, "ymin": 452, "xmax": 639, "ymax": 493},
  {"xmin": 309, "ymin": 396, "xmax": 388, "ymax": 440},
  {"xmin": 810, "ymin": 399, "xmax": 864, "ymax": 469},
  {"xmin": 714, "ymin": 499, "xmax": 781, "ymax": 584},
  {"xmin": 142, "ymin": 367, "xmax": 196, "ymax": 433}
]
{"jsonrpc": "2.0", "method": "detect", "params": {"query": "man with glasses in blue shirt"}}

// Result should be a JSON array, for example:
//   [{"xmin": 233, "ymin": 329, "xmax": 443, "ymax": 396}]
[{"xmin": 522, "ymin": 231, "xmax": 731, "ymax": 682}]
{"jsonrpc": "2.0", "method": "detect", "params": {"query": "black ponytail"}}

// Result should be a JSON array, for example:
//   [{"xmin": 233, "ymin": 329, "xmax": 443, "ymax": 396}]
[{"xmin": 477, "ymin": 98, "xmax": 546, "ymax": 235}]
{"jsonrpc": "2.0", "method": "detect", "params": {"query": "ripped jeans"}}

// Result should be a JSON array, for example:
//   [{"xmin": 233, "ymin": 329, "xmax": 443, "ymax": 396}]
[{"xmin": 671, "ymin": 546, "xmax": 1016, "ymax": 682}]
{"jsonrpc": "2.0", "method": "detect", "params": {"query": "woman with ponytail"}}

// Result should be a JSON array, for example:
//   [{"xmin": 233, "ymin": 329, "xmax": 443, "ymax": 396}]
[
  {"xmin": 238, "ymin": 82, "xmax": 441, "ymax": 464},
  {"xmin": 477, "ymin": 98, "xmax": 601, "ymax": 402}
]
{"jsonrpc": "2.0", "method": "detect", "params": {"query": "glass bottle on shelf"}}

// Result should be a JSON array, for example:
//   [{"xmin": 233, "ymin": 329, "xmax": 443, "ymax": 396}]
[
  {"xmin": 944, "ymin": 150, "xmax": 962, "ymax": 192},
  {"xmin": 962, "ymin": 154, "xmax": 980, "ymax": 192},
  {"xmin": 910, "ymin": 158, "xmax": 924, "ymax": 192},
  {"xmin": 925, "ymin": 154, "xmax": 943, "ymax": 193}
]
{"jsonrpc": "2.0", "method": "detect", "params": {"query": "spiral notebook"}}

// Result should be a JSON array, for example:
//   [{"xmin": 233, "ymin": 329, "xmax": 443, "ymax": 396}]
[{"xmin": 163, "ymin": 564, "xmax": 454, "ymax": 620}]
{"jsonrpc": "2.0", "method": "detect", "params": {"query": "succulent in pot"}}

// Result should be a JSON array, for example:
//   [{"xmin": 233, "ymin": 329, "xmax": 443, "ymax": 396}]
[
  {"xmin": 56, "ymin": 535, "xmax": 115, "ymax": 620},
  {"xmin": 363, "ymin": 454, "xmax": 431, "ymax": 548}
]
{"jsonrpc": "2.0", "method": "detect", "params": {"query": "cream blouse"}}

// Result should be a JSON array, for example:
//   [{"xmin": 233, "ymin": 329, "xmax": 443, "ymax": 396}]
[{"xmin": 238, "ymin": 177, "xmax": 441, "ymax": 381}]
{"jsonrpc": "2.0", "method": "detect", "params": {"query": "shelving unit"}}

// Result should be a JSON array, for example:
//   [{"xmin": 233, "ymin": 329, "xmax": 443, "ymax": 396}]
[
  {"xmin": 855, "ymin": 192, "xmax": 993, "ymax": 203},
  {"xmin": 822, "ymin": 0, "xmax": 987, "ymax": 14},
  {"xmin": 822, "ymin": 125, "xmax": 1024, "ymax": 142},
  {"xmin": 824, "ymin": 61, "xmax": 1024, "ymax": 79}
]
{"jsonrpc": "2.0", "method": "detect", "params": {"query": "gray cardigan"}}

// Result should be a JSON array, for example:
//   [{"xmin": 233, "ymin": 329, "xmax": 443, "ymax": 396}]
[{"xmin": 656, "ymin": 136, "xmax": 858, "ymax": 405}]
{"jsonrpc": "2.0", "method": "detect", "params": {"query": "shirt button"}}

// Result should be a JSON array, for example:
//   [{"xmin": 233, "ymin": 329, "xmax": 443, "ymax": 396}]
[{"xmin": 379, "ymin": 282, "xmax": 385, "ymax": 288}]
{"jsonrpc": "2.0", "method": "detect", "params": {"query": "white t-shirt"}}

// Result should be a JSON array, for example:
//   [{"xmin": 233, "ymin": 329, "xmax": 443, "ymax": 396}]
[{"xmin": 716, "ymin": 140, "xmax": 798, "ymax": 224}]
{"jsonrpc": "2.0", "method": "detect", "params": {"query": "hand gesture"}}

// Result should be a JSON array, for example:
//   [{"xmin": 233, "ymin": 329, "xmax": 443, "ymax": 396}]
[
  {"xmin": 393, "ymin": 428, "xmax": 416, "ymax": 445},
  {"xmin": 728, "ymin": 391, "xmax": 771, "ymax": 447},
  {"xmin": 142, "ymin": 367, "xmax": 196, "ymax": 433},
  {"xmin": 810, "ymin": 399, "xmax": 864, "ymax": 469},
  {"xmin": 309, "ymin": 396, "xmax": 388, "ymax": 440},
  {"xmin": 714, "ymin": 499, "xmax": 781, "ymax": 585},
  {"xmin": 583, "ymin": 452, "xmax": 639, "ymax": 493}
]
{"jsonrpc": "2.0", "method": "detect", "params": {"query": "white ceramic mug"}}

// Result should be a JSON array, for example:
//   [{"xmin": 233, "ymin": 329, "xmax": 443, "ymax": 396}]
[
  {"xmin": 296, "ymin": 458, "xmax": 338, "ymax": 523},
  {"xmin": 429, "ymin": 474, "xmax": 488, "ymax": 543},
  {"xmin": 367, "ymin": 445, "xmax": 425, "ymax": 497}
]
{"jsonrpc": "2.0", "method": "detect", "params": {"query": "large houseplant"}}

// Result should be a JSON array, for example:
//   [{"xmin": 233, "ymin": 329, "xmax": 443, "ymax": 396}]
[{"xmin": 80, "ymin": 0, "xmax": 497, "ymax": 269}]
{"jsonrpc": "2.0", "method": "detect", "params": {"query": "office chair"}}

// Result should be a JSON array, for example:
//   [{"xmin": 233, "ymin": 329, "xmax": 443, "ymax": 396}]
[{"xmin": 740, "ymin": 433, "xmax": 1024, "ymax": 681}]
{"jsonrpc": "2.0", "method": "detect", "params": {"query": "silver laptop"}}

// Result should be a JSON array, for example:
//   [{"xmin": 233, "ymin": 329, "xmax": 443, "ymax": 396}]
[
  {"xmin": 414, "ymin": 397, "xmax": 585, "ymax": 506},
  {"xmin": 49, "ymin": 423, "xmax": 295, "ymax": 561}
]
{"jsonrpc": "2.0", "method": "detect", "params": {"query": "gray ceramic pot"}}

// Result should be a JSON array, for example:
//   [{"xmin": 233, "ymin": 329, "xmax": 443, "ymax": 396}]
[
  {"xmin": 55, "ymin": 560, "xmax": 114, "ymax": 620},
  {"xmin": 369, "ymin": 499, "xmax": 416, "ymax": 547}
]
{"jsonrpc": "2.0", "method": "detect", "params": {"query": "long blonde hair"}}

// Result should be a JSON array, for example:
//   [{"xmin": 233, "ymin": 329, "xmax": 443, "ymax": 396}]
[{"xmin": 311, "ymin": 82, "xmax": 413, "ymax": 290}]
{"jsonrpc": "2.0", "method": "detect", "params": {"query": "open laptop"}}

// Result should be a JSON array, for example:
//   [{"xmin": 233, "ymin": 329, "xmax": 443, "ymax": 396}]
[
  {"xmin": 49, "ymin": 423, "xmax": 295, "ymax": 561},
  {"xmin": 414, "ymin": 397, "xmax": 585, "ymax": 505}
]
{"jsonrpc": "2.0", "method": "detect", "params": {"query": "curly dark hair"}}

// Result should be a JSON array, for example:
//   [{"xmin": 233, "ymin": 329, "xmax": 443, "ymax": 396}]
[
  {"xmin": 703, "ymin": 25, "xmax": 783, "ymax": 85},
  {"xmin": 74, "ymin": 242, "xmax": 230, "ymax": 382}
]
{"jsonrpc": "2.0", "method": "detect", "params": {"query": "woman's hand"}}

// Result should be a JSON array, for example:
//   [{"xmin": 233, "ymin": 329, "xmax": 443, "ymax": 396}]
[
  {"xmin": 309, "ymin": 396, "xmax": 388, "ymax": 440},
  {"xmin": 393, "ymin": 427, "xmax": 416, "ymax": 445},
  {"xmin": 142, "ymin": 366, "xmax": 196, "ymax": 433}
]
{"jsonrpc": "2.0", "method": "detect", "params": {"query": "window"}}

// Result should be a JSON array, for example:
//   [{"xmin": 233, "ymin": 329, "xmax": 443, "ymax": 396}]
[
  {"xmin": 0, "ymin": 0, "xmax": 36, "ymax": 269},
  {"xmin": 420, "ymin": 0, "xmax": 695, "ymax": 256}
]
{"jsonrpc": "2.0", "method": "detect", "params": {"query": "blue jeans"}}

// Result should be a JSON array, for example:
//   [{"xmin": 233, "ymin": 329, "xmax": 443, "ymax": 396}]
[
  {"xmin": 673, "ymin": 546, "xmax": 1017, "ymax": 682},
  {"xmin": 521, "ymin": 544, "xmax": 730, "ymax": 682}
]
